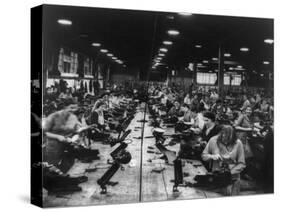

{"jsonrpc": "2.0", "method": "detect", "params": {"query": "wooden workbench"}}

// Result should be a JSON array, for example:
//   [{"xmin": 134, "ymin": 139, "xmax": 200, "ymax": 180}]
[{"xmin": 44, "ymin": 105, "xmax": 222, "ymax": 207}]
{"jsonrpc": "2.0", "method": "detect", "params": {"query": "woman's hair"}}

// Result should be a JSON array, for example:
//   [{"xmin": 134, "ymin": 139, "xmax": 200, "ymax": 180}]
[{"xmin": 217, "ymin": 125, "xmax": 237, "ymax": 145}]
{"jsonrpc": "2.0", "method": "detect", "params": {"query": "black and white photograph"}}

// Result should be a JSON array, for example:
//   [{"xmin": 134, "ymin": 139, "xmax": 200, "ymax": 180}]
[{"xmin": 31, "ymin": 3, "xmax": 274, "ymax": 208}]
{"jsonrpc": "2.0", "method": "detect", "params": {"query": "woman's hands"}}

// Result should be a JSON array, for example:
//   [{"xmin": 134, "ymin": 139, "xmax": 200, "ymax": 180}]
[{"xmin": 211, "ymin": 154, "xmax": 222, "ymax": 161}]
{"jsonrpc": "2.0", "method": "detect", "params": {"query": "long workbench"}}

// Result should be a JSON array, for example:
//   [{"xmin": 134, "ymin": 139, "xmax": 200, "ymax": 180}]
[{"xmin": 44, "ymin": 104, "xmax": 230, "ymax": 207}]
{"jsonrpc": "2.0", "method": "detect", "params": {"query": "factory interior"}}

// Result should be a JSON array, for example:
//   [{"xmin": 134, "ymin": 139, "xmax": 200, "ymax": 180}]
[{"xmin": 31, "ymin": 4, "xmax": 274, "ymax": 207}]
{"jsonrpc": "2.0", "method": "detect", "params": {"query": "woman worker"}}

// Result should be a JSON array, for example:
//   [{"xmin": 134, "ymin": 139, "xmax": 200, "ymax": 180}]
[{"xmin": 202, "ymin": 125, "xmax": 246, "ymax": 195}]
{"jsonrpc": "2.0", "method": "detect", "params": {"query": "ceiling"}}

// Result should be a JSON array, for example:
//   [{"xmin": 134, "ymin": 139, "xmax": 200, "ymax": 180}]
[{"xmin": 42, "ymin": 4, "xmax": 274, "ymax": 81}]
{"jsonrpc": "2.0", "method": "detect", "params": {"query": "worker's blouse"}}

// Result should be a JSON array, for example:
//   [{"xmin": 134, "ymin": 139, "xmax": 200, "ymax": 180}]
[{"xmin": 202, "ymin": 136, "xmax": 246, "ymax": 178}]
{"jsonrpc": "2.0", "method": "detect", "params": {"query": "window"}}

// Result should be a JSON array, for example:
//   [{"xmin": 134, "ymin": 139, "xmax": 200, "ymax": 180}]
[
  {"xmin": 63, "ymin": 62, "xmax": 70, "ymax": 73},
  {"xmin": 224, "ymin": 74, "xmax": 241, "ymax": 85},
  {"xmin": 70, "ymin": 52, "xmax": 78, "ymax": 74},
  {"xmin": 196, "ymin": 72, "xmax": 217, "ymax": 85},
  {"xmin": 84, "ymin": 58, "xmax": 91, "ymax": 76}
]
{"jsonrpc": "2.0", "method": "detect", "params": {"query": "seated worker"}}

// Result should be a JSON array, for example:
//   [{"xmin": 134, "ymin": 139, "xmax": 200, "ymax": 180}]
[
  {"xmin": 43, "ymin": 106, "xmax": 82, "ymax": 166},
  {"xmin": 183, "ymin": 93, "xmax": 191, "ymax": 105},
  {"xmin": 86, "ymin": 101, "xmax": 111, "ymax": 141},
  {"xmin": 58, "ymin": 88, "xmax": 73, "ymax": 100},
  {"xmin": 175, "ymin": 104, "xmax": 195, "ymax": 132},
  {"xmin": 43, "ymin": 105, "xmax": 99, "ymax": 175},
  {"xmin": 201, "ymin": 111, "xmax": 221, "ymax": 143},
  {"xmin": 211, "ymin": 99, "xmax": 224, "ymax": 118},
  {"xmin": 192, "ymin": 104, "xmax": 205, "ymax": 130},
  {"xmin": 168, "ymin": 101, "xmax": 184, "ymax": 117},
  {"xmin": 240, "ymin": 94, "xmax": 251, "ymax": 111},
  {"xmin": 233, "ymin": 106, "xmax": 254, "ymax": 159},
  {"xmin": 202, "ymin": 125, "xmax": 246, "ymax": 196}
]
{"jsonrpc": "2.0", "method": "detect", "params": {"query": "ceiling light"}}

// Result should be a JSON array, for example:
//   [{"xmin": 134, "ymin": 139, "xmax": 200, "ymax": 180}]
[
  {"xmin": 240, "ymin": 47, "xmax": 249, "ymax": 52},
  {"xmin": 100, "ymin": 49, "xmax": 108, "ymax": 53},
  {"xmin": 91, "ymin": 43, "xmax": 101, "ymax": 47},
  {"xmin": 112, "ymin": 57, "xmax": 117, "ymax": 60},
  {"xmin": 224, "ymin": 53, "xmax": 231, "ymax": 57},
  {"xmin": 237, "ymin": 65, "xmax": 243, "ymax": 68},
  {"xmin": 159, "ymin": 48, "xmax": 168, "ymax": 52},
  {"xmin": 107, "ymin": 53, "xmax": 113, "ymax": 57},
  {"xmin": 178, "ymin": 12, "xmax": 192, "ymax": 16},
  {"xmin": 203, "ymin": 60, "xmax": 208, "ymax": 63},
  {"xmin": 197, "ymin": 63, "xmax": 202, "ymax": 66},
  {"xmin": 229, "ymin": 67, "xmax": 234, "ymax": 70},
  {"xmin": 195, "ymin": 45, "xmax": 202, "ymax": 48},
  {"xmin": 57, "ymin": 19, "xmax": 72, "ymax": 25},
  {"xmin": 156, "ymin": 57, "xmax": 162, "ymax": 60},
  {"xmin": 264, "ymin": 39, "xmax": 274, "ymax": 44},
  {"xmin": 212, "ymin": 57, "xmax": 218, "ymax": 61},
  {"xmin": 163, "ymin": 41, "xmax": 173, "ymax": 45},
  {"xmin": 158, "ymin": 53, "xmax": 165, "ymax": 57},
  {"xmin": 263, "ymin": 61, "xmax": 270, "ymax": 65},
  {"xmin": 167, "ymin": 30, "xmax": 180, "ymax": 36}
]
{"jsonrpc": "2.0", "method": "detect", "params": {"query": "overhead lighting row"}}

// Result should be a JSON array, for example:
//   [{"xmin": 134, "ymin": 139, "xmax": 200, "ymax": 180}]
[
  {"xmin": 57, "ymin": 19, "xmax": 126, "ymax": 68},
  {"xmin": 152, "ymin": 28, "xmax": 181, "ymax": 69},
  {"xmin": 91, "ymin": 42, "xmax": 126, "ymax": 67}
]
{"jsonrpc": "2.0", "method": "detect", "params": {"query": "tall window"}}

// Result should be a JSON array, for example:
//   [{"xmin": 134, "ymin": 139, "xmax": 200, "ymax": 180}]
[
  {"xmin": 224, "ymin": 74, "xmax": 241, "ymax": 85},
  {"xmin": 70, "ymin": 52, "xmax": 78, "ymax": 74},
  {"xmin": 58, "ymin": 48, "xmax": 78, "ymax": 74},
  {"xmin": 196, "ymin": 72, "xmax": 217, "ymax": 85},
  {"xmin": 84, "ymin": 58, "xmax": 91, "ymax": 76},
  {"xmin": 63, "ymin": 62, "xmax": 70, "ymax": 73}
]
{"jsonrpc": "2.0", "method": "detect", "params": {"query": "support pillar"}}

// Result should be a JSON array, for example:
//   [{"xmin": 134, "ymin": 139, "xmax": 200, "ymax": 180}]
[{"xmin": 218, "ymin": 45, "xmax": 225, "ymax": 97}]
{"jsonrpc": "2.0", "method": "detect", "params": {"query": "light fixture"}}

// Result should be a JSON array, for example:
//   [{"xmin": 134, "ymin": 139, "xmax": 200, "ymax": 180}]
[
  {"xmin": 156, "ymin": 57, "xmax": 162, "ymax": 60},
  {"xmin": 100, "ymin": 49, "xmax": 108, "ymax": 53},
  {"xmin": 260, "ymin": 74, "xmax": 264, "ymax": 77},
  {"xmin": 107, "ymin": 53, "xmax": 113, "ymax": 57},
  {"xmin": 212, "ymin": 57, "xmax": 218, "ymax": 61},
  {"xmin": 91, "ymin": 42, "xmax": 101, "ymax": 47},
  {"xmin": 159, "ymin": 48, "xmax": 168, "ymax": 52},
  {"xmin": 197, "ymin": 63, "xmax": 202, "ymax": 66},
  {"xmin": 240, "ymin": 47, "xmax": 249, "ymax": 52},
  {"xmin": 158, "ymin": 53, "xmax": 165, "ymax": 57},
  {"xmin": 178, "ymin": 12, "xmax": 192, "ymax": 16},
  {"xmin": 112, "ymin": 57, "xmax": 117, "ymax": 60},
  {"xmin": 203, "ymin": 60, "xmax": 208, "ymax": 63},
  {"xmin": 263, "ymin": 61, "xmax": 270, "ymax": 65},
  {"xmin": 167, "ymin": 30, "xmax": 180, "ymax": 36},
  {"xmin": 229, "ymin": 67, "xmax": 234, "ymax": 70},
  {"xmin": 264, "ymin": 39, "xmax": 274, "ymax": 44},
  {"xmin": 163, "ymin": 41, "xmax": 173, "ymax": 45},
  {"xmin": 57, "ymin": 19, "xmax": 72, "ymax": 25},
  {"xmin": 224, "ymin": 53, "xmax": 231, "ymax": 57},
  {"xmin": 237, "ymin": 65, "xmax": 243, "ymax": 68},
  {"xmin": 195, "ymin": 45, "xmax": 202, "ymax": 48}
]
